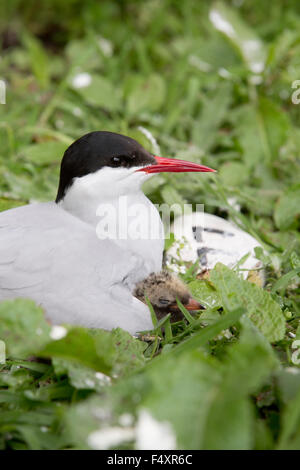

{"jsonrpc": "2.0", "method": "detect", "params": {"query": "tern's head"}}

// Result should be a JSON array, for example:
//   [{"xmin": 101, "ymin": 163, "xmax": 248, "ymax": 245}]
[
  {"xmin": 134, "ymin": 270, "xmax": 204, "ymax": 322},
  {"xmin": 56, "ymin": 131, "xmax": 215, "ymax": 203}
]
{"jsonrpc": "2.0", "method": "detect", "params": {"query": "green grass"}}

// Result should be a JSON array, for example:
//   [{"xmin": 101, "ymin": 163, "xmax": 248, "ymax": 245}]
[{"xmin": 0, "ymin": 0, "xmax": 300, "ymax": 450}]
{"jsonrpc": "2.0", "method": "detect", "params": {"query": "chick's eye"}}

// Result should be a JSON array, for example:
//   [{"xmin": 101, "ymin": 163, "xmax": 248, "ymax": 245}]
[{"xmin": 159, "ymin": 298, "xmax": 170, "ymax": 306}]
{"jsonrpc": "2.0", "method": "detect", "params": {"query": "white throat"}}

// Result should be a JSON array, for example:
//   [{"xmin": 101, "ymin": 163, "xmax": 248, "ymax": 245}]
[
  {"xmin": 58, "ymin": 166, "xmax": 164, "ymax": 278},
  {"xmin": 59, "ymin": 166, "xmax": 147, "ymax": 225}
]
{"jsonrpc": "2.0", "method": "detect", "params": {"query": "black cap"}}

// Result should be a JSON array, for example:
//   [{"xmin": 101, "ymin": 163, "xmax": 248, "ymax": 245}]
[{"xmin": 56, "ymin": 131, "xmax": 156, "ymax": 202}]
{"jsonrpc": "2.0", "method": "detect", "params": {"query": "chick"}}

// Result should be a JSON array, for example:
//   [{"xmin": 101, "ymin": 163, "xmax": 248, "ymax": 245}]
[{"xmin": 134, "ymin": 270, "xmax": 204, "ymax": 322}]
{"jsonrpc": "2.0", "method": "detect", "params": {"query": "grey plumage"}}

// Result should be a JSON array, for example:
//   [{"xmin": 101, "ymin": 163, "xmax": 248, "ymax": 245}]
[{"xmin": 0, "ymin": 202, "xmax": 153, "ymax": 334}]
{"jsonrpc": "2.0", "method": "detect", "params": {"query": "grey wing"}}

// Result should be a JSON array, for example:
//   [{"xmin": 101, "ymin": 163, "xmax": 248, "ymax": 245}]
[{"xmin": 0, "ymin": 202, "xmax": 153, "ymax": 334}]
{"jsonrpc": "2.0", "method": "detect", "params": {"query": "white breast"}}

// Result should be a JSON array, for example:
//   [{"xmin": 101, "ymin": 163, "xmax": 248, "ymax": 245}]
[
  {"xmin": 105, "ymin": 192, "xmax": 165, "ymax": 285},
  {"xmin": 59, "ymin": 167, "xmax": 165, "ymax": 287}
]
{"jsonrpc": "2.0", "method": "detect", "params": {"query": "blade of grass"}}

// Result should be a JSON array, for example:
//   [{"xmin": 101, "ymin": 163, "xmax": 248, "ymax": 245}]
[
  {"xmin": 147, "ymin": 307, "xmax": 245, "ymax": 369},
  {"xmin": 164, "ymin": 316, "xmax": 173, "ymax": 343},
  {"xmin": 172, "ymin": 307, "xmax": 244, "ymax": 356},
  {"xmin": 271, "ymin": 268, "xmax": 300, "ymax": 294},
  {"xmin": 176, "ymin": 297, "xmax": 196, "ymax": 325},
  {"xmin": 145, "ymin": 296, "xmax": 158, "ymax": 328}
]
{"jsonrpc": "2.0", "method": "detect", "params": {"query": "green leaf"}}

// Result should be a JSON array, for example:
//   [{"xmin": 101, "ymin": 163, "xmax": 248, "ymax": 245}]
[
  {"xmin": 223, "ymin": 316, "xmax": 279, "ymax": 394},
  {"xmin": 22, "ymin": 33, "xmax": 50, "ymax": 88},
  {"xmin": 66, "ymin": 332, "xmax": 274, "ymax": 450},
  {"xmin": 210, "ymin": 263, "xmax": 286, "ymax": 342},
  {"xmin": 0, "ymin": 299, "xmax": 51, "ymax": 359},
  {"xmin": 64, "ymin": 395, "xmax": 115, "ymax": 450},
  {"xmin": 160, "ymin": 185, "xmax": 187, "ymax": 209},
  {"xmin": 188, "ymin": 279, "xmax": 222, "ymax": 309},
  {"xmin": 40, "ymin": 327, "xmax": 146, "ymax": 377},
  {"xmin": 13, "ymin": 424, "xmax": 67, "ymax": 450},
  {"xmin": 209, "ymin": 1, "xmax": 266, "ymax": 74},
  {"xmin": 52, "ymin": 358, "xmax": 111, "ymax": 392},
  {"xmin": 274, "ymin": 184, "xmax": 300, "ymax": 230},
  {"xmin": 219, "ymin": 162, "xmax": 249, "ymax": 187},
  {"xmin": 65, "ymin": 38, "xmax": 103, "ymax": 69},
  {"xmin": 192, "ymin": 81, "xmax": 232, "ymax": 152},
  {"xmin": 277, "ymin": 387, "xmax": 300, "ymax": 450},
  {"xmin": 70, "ymin": 74, "xmax": 121, "ymax": 111},
  {"xmin": 0, "ymin": 366, "xmax": 33, "ymax": 389},
  {"xmin": 257, "ymin": 98, "xmax": 290, "ymax": 161},
  {"xmin": 39, "ymin": 328, "xmax": 115, "ymax": 375},
  {"xmin": 276, "ymin": 368, "xmax": 300, "ymax": 404},
  {"xmin": 233, "ymin": 99, "xmax": 290, "ymax": 167},
  {"xmin": 202, "ymin": 318, "xmax": 278, "ymax": 450},
  {"xmin": 291, "ymin": 251, "xmax": 300, "ymax": 269},
  {"xmin": 202, "ymin": 396, "xmax": 253, "ymax": 450},
  {"xmin": 143, "ymin": 320, "xmax": 276, "ymax": 451},
  {"xmin": 111, "ymin": 328, "xmax": 146, "ymax": 376},
  {"xmin": 126, "ymin": 74, "xmax": 166, "ymax": 115},
  {"xmin": 20, "ymin": 141, "xmax": 68, "ymax": 165},
  {"xmin": 142, "ymin": 350, "xmax": 223, "ymax": 449}
]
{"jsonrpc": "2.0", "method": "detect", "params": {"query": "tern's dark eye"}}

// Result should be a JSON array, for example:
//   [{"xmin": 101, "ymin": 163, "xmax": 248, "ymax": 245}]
[
  {"xmin": 111, "ymin": 155, "xmax": 134, "ymax": 167},
  {"xmin": 159, "ymin": 298, "xmax": 170, "ymax": 306},
  {"xmin": 111, "ymin": 156, "xmax": 122, "ymax": 166}
]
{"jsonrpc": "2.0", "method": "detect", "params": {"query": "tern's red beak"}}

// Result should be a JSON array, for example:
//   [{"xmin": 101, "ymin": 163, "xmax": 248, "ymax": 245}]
[
  {"xmin": 170, "ymin": 298, "xmax": 205, "ymax": 311},
  {"xmin": 137, "ymin": 156, "xmax": 216, "ymax": 174}
]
